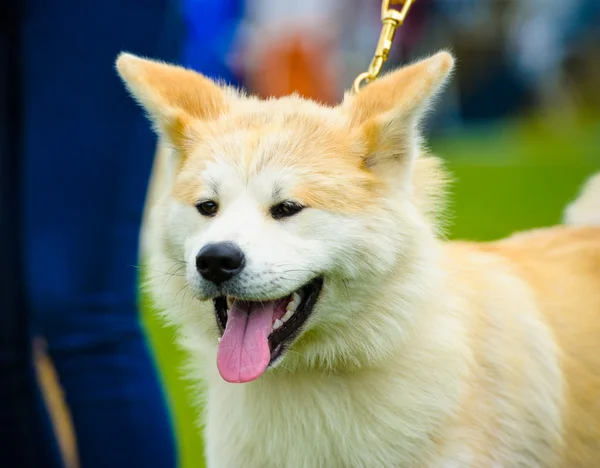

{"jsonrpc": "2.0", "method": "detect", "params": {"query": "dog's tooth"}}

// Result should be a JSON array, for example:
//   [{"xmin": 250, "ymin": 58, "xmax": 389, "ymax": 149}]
[
  {"xmin": 282, "ymin": 309, "xmax": 294, "ymax": 323},
  {"xmin": 286, "ymin": 292, "xmax": 301, "ymax": 312},
  {"xmin": 218, "ymin": 337, "xmax": 221, "ymax": 343},
  {"xmin": 272, "ymin": 319, "xmax": 283, "ymax": 330},
  {"xmin": 227, "ymin": 297, "xmax": 233, "ymax": 308}
]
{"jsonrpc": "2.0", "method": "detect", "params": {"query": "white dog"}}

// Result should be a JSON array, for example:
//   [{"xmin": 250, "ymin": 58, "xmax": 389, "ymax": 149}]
[{"xmin": 118, "ymin": 51, "xmax": 600, "ymax": 467}]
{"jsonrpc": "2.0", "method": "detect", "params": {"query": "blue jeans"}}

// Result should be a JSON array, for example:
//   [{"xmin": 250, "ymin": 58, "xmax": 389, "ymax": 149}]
[{"xmin": 1, "ymin": 0, "xmax": 180, "ymax": 466}]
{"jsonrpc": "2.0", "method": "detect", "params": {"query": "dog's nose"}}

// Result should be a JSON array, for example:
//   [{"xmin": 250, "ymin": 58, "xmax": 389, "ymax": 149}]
[{"xmin": 196, "ymin": 242, "xmax": 245, "ymax": 285}]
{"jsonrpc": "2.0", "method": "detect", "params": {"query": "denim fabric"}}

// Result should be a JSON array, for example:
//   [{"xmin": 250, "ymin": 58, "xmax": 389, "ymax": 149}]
[{"xmin": 1, "ymin": 0, "xmax": 181, "ymax": 466}]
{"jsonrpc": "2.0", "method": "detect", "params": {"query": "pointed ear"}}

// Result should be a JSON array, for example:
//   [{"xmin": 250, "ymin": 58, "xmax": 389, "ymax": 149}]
[
  {"xmin": 115, "ymin": 53, "xmax": 227, "ymax": 148},
  {"xmin": 346, "ymin": 51, "xmax": 454, "ymax": 187}
]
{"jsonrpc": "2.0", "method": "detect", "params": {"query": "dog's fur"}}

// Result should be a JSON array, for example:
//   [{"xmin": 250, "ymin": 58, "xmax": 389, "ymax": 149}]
[{"xmin": 117, "ymin": 51, "xmax": 600, "ymax": 467}]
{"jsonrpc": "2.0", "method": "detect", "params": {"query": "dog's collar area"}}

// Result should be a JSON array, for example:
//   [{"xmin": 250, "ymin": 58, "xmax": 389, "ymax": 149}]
[{"xmin": 213, "ymin": 277, "xmax": 324, "ymax": 366}]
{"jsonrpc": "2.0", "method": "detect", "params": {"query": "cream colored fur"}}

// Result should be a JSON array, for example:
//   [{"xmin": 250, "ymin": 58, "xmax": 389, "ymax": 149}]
[
  {"xmin": 564, "ymin": 172, "xmax": 600, "ymax": 226},
  {"xmin": 118, "ymin": 51, "xmax": 600, "ymax": 467}
]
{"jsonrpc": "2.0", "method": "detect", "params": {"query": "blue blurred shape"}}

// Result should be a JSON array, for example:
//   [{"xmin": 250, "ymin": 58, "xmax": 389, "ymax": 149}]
[{"xmin": 182, "ymin": 0, "xmax": 245, "ymax": 86}]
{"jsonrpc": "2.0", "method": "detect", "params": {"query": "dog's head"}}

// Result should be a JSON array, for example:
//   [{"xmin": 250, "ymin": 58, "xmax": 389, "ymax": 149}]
[{"xmin": 117, "ymin": 51, "xmax": 453, "ymax": 383}]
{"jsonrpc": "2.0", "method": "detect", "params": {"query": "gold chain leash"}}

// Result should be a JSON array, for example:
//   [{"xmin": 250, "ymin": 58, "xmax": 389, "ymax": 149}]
[{"xmin": 352, "ymin": 0, "xmax": 417, "ymax": 93}]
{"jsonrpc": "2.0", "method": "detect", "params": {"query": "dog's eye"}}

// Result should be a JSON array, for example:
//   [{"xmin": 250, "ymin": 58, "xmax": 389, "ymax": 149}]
[
  {"xmin": 271, "ymin": 201, "xmax": 304, "ymax": 219},
  {"xmin": 196, "ymin": 200, "xmax": 219, "ymax": 217}
]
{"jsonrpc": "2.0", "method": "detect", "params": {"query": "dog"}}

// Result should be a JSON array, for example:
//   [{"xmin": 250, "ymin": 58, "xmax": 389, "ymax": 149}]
[{"xmin": 117, "ymin": 51, "xmax": 600, "ymax": 467}]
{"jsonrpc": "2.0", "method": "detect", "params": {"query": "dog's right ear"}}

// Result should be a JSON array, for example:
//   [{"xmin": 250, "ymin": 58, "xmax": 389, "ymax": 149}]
[{"xmin": 116, "ymin": 53, "xmax": 227, "ymax": 148}]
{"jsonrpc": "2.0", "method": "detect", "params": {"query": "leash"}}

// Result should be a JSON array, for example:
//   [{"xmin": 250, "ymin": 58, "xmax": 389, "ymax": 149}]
[{"xmin": 353, "ymin": 0, "xmax": 417, "ymax": 94}]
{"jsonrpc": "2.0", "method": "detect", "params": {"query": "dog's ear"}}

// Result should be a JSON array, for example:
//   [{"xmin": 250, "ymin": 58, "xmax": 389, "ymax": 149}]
[
  {"xmin": 346, "ymin": 51, "xmax": 454, "ymax": 188},
  {"xmin": 116, "ymin": 53, "xmax": 227, "ymax": 148}
]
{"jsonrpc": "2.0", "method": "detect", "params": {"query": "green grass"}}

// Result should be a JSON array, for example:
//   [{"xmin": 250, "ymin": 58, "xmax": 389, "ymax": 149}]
[
  {"xmin": 432, "ymin": 116, "xmax": 599, "ymax": 240},
  {"xmin": 142, "ymin": 299, "xmax": 206, "ymax": 468},
  {"xmin": 141, "ymin": 117, "xmax": 599, "ymax": 468}
]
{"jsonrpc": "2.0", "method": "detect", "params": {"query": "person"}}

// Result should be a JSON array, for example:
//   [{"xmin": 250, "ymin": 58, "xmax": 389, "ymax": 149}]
[{"xmin": 0, "ymin": 0, "xmax": 180, "ymax": 466}]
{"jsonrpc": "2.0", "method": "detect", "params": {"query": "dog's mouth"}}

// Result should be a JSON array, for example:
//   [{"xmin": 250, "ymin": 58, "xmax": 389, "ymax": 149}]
[{"xmin": 213, "ymin": 277, "xmax": 323, "ymax": 383}]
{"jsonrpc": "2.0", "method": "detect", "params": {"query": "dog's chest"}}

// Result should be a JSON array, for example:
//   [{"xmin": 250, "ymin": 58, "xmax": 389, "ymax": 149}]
[{"xmin": 204, "ymin": 376, "xmax": 441, "ymax": 468}]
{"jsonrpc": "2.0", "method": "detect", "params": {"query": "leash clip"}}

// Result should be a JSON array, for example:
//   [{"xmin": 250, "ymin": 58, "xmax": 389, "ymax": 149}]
[{"xmin": 353, "ymin": 0, "xmax": 416, "ymax": 94}]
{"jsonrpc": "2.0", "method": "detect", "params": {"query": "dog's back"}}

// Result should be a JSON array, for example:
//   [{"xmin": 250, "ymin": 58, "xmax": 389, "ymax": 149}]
[{"xmin": 452, "ymin": 174, "xmax": 600, "ymax": 466}]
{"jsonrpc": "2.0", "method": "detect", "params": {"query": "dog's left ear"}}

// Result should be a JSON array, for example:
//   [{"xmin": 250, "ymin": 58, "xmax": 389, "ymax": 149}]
[
  {"xmin": 345, "ymin": 51, "xmax": 454, "ymax": 186},
  {"xmin": 116, "ymin": 53, "xmax": 227, "ymax": 149}
]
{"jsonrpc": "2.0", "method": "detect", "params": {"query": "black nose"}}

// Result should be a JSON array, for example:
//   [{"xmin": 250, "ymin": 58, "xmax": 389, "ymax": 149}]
[{"xmin": 196, "ymin": 242, "xmax": 245, "ymax": 285}]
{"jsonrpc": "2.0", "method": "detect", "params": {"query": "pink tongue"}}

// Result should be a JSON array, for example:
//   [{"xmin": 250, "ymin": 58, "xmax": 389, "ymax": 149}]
[{"xmin": 217, "ymin": 301, "xmax": 275, "ymax": 383}]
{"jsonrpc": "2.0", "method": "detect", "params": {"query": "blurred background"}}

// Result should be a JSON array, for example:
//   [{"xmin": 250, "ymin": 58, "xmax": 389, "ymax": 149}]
[{"xmin": 7, "ymin": 0, "xmax": 599, "ymax": 467}]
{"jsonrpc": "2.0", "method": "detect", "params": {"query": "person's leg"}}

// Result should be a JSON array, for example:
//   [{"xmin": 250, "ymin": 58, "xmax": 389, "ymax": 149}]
[
  {"xmin": 20, "ymin": 0, "xmax": 181, "ymax": 466},
  {"xmin": 0, "ymin": 3, "xmax": 64, "ymax": 466}
]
